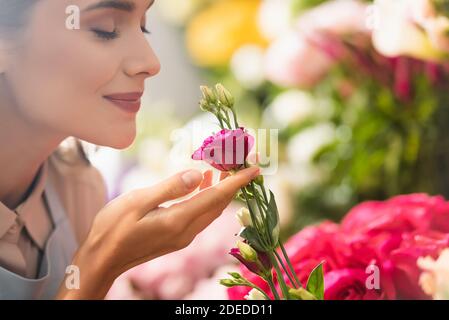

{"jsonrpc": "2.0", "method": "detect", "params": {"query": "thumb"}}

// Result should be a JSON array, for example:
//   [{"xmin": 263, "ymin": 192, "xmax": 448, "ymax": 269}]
[{"xmin": 132, "ymin": 169, "xmax": 204, "ymax": 216}]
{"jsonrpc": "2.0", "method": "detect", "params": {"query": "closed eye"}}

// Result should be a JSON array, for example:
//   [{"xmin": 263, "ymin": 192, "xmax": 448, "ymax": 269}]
[
  {"xmin": 91, "ymin": 28, "xmax": 119, "ymax": 40},
  {"xmin": 141, "ymin": 25, "xmax": 151, "ymax": 34}
]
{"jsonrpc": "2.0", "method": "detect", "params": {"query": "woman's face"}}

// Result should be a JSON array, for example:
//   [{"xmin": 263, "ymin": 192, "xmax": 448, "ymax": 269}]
[{"xmin": 1, "ymin": 0, "xmax": 160, "ymax": 149}]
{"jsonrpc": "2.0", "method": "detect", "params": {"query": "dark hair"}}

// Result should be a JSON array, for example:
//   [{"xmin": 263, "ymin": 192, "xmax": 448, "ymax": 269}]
[
  {"xmin": 0, "ymin": 0, "xmax": 91, "ymax": 165},
  {"xmin": 0, "ymin": 1, "xmax": 37, "ymax": 39}
]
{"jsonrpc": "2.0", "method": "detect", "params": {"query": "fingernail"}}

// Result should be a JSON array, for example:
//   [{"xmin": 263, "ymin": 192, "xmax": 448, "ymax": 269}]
[{"xmin": 182, "ymin": 170, "xmax": 203, "ymax": 188}]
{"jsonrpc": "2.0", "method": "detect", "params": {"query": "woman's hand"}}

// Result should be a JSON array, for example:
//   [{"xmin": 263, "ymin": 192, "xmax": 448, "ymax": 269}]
[{"xmin": 56, "ymin": 166, "xmax": 259, "ymax": 299}]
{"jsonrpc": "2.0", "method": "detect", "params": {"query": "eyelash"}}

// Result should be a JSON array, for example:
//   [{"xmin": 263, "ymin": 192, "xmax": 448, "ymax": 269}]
[{"xmin": 92, "ymin": 26, "xmax": 151, "ymax": 40}]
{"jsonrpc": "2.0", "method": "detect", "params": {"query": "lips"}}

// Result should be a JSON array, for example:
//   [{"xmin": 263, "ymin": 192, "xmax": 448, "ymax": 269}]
[{"xmin": 103, "ymin": 92, "xmax": 144, "ymax": 113}]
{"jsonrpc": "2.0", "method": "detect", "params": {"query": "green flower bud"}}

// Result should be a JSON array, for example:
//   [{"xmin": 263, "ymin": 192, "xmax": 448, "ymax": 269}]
[
  {"xmin": 288, "ymin": 288, "xmax": 317, "ymax": 300},
  {"xmin": 237, "ymin": 240, "xmax": 258, "ymax": 262},
  {"xmin": 228, "ymin": 272, "xmax": 242, "ymax": 280},
  {"xmin": 215, "ymin": 83, "xmax": 234, "ymax": 108},
  {"xmin": 219, "ymin": 279, "xmax": 237, "ymax": 287},
  {"xmin": 200, "ymin": 85, "xmax": 217, "ymax": 105},
  {"xmin": 199, "ymin": 99, "xmax": 214, "ymax": 113}
]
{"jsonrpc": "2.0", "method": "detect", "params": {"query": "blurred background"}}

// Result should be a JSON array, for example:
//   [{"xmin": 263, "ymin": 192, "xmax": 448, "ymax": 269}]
[{"xmin": 85, "ymin": 0, "xmax": 449, "ymax": 299}]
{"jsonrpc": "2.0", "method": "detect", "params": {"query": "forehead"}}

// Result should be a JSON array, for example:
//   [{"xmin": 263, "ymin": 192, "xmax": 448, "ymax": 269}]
[
  {"xmin": 29, "ymin": 0, "xmax": 153, "ymax": 25},
  {"xmin": 77, "ymin": 0, "xmax": 154, "ymax": 12}
]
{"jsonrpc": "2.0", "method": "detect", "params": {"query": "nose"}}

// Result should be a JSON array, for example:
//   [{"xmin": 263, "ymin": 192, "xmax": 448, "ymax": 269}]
[{"xmin": 123, "ymin": 34, "xmax": 161, "ymax": 80}]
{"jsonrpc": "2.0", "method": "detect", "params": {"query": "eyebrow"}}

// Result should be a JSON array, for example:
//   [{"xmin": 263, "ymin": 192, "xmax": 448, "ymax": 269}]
[{"xmin": 83, "ymin": 0, "xmax": 155, "ymax": 13}]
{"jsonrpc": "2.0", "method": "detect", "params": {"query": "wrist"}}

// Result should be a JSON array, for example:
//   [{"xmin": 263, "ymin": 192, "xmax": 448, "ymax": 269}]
[{"xmin": 56, "ymin": 238, "xmax": 119, "ymax": 300}]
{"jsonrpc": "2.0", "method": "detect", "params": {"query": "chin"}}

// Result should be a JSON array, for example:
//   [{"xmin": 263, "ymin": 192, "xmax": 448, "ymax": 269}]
[
  {"xmin": 108, "ymin": 133, "xmax": 136, "ymax": 149},
  {"xmin": 86, "ymin": 130, "xmax": 137, "ymax": 150}
]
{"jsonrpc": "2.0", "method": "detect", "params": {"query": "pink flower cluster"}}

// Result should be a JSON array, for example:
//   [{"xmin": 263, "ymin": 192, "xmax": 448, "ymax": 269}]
[{"xmin": 228, "ymin": 193, "xmax": 449, "ymax": 300}]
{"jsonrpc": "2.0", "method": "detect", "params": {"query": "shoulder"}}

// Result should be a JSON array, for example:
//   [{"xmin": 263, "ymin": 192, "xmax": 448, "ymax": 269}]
[{"xmin": 47, "ymin": 142, "xmax": 108, "ymax": 244}]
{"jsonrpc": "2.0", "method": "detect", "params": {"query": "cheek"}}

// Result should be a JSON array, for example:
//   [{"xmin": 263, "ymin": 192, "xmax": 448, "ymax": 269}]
[
  {"xmin": 10, "ymin": 28, "xmax": 117, "ymax": 127},
  {"xmin": 7, "ymin": 28, "xmax": 136, "ymax": 148}
]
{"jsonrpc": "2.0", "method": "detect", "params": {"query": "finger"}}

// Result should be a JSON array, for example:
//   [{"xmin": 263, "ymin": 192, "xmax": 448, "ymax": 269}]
[
  {"xmin": 219, "ymin": 171, "xmax": 230, "ymax": 181},
  {"xmin": 168, "ymin": 166, "xmax": 260, "ymax": 223},
  {"xmin": 199, "ymin": 170, "xmax": 213, "ymax": 191},
  {"xmin": 130, "ymin": 169, "xmax": 204, "ymax": 217}
]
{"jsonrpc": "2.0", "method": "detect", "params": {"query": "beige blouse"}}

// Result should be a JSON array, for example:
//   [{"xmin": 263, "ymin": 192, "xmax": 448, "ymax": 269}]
[{"xmin": 0, "ymin": 150, "xmax": 107, "ymax": 279}]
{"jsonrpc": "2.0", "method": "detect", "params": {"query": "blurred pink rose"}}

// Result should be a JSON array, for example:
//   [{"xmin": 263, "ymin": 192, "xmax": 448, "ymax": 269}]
[
  {"xmin": 324, "ymin": 269, "xmax": 383, "ymax": 300},
  {"xmin": 228, "ymin": 222, "xmax": 348, "ymax": 299},
  {"xmin": 389, "ymin": 231, "xmax": 449, "ymax": 299},
  {"xmin": 341, "ymin": 194, "xmax": 449, "ymax": 235},
  {"xmin": 228, "ymin": 194, "xmax": 449, "ymax": 300},
  {"xmin": 264, "ymin": 0, "xmax": 371, "ymax": 89},
  {"xmin": 264, "ymin": 31, "xmax": 334, "ymax": 88}
]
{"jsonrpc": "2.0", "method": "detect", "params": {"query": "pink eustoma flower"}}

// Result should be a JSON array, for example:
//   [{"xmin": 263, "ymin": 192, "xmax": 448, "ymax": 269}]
[{"xmin": 192, "ymin": 128, "xmax": 255, "ymax": 172}]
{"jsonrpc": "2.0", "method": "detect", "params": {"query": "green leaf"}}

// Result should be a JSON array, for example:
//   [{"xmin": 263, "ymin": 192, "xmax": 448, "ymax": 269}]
[
  {"xmin": 266, "ymin": 190, "xmax": 280, "ymax": 245},
  {"xmin": 239, "ymin": 226, "xmax": 266, "ymax": 252},
  {"xmin": 306, "ymin": 261, "xmax": 325, "ymax": 300}
]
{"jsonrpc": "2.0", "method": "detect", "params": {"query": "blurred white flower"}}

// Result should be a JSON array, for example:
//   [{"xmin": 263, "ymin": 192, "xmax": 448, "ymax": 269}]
[
  {"xmin": 277, "ymin": 163, "xmax": 323, "ymax": 191},
  {"xmin": 258, "ymin": 0, "xmax": 293, "ymax": 41},
  {"xmin": 410, "ymin": 0, "xmax": 437, "ymax": 26},
  {"xmin": 425, "ymin": 16, "xmax": 449, "ymax": 52},
  {"xmin": 245, "ymin": 288, "xmax": 268, "ymax": 300},
  {"xmin": 418, "ymin": 248, "xmax": 449, "ymax": 300},
  {"xmin": 371, "ymin": 0, "xmax": 444, "ymax": 60},
  {"xmin": 231, "ymin": 45, "xmax": 266, "ymax": 89},
  {"xmin": 263, "ymin": 90, "xmax": 317, "ymax": 129},
  {"xmin": 296, "ymin": 0, "xmax": 369, "ymax": 35},
  {"xmin": 138, "ymin": 138, "xmax": 171, "ymax": 173},
  {"xmin": 287, "ymin": 123, "xmax": 336, "ymax": 165}
]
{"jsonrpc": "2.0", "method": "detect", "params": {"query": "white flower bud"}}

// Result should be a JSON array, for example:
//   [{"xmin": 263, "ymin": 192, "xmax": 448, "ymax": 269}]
[
  {"xmin": 236, "ymin": 207, "xmax": 253, "ymax": 227},
  {"xmin": 244, "ymin": 288, "xmax": 267, "ymax": 300}
]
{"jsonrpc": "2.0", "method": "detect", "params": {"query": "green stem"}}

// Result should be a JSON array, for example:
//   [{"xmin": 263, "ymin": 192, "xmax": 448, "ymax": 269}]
[
  {"xmin": 279, "ymin": 241, "xmax": 301, "ymax": 288},
  {"xmin": 249, "ymin": 182, "xmax": 271, "ymax": 243},
  {"xmin": 250, "ymin": 183, "xmax": 268, "ymax": 221},
  {"xmin": 266, "ymin": 276, "xmax": 281, "ymax": 300},
  {"xmin": 218, "ymin": 108, "xmax": 231, "ymax": 128},
  {"xmin": 274, "ymin": 250, "xmax": 297, "ymax": 289},
  {"xmin": 241, "ymin": 188, "xmax": 267, "ymax": 248},
  {"xmin": 231, "ymin": 108, "xmax": 239, "ymax": 129},
  {"xmin": 268, "ymin": 252, "xmax": 290, "ymax": 299},
  {"xmin": 215, "ymin": 114, "xmax": 224, "ymax": 129},
  {"xmin": 223, "ymin": 108, "xmax": 232, "ymax": 128},
  {"xmin": 261, "ymin": 185, "xmax": 269, "ymax": 204}
]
